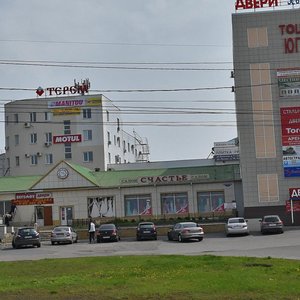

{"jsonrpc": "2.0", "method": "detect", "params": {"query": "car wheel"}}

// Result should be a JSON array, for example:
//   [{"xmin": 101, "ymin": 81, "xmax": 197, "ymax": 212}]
[
  {"xmin": 154, "ymin": 236, "xmax": 157, "ymax": 240},
  {"xmin": 97, "ymin": 238, "xmax": 101, "ymax": 243},
  {"xmin": 51, "ymin": 241, "xmax": 55, "ymax": 245},
  {"xmin": 12, "ymin": 242, "xmax": 16, "ymax": 249},
  {"xmin": 136, "ymin": 236, "xmax": 141, "ymax": 241},
  {"xmin": 178, "ymin": 234, "xmax": 183, "ymax": 242},
  {"xmin": 75, "ymin": 237, "xmax": 78, "ymax": 243},
  {"xmin": 37, "ymin": 243, "xmax": 41, "ymax": 248},
  {"xmin": 167, "ymin": 233, "xmax": 172, "ymax": 241},
  {"xmin": 198, "ymin": 237, "xmax": 203, "ymax": 242}
]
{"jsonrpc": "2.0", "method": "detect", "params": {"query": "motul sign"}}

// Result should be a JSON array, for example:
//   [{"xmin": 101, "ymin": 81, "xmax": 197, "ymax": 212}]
[
  {"xmin": 53, "ymin": 134, "xmax": 82, "ymax": 144},
  {"xmin": 235, "ymin": 0, "xmax": 279, "ymax": 10}
]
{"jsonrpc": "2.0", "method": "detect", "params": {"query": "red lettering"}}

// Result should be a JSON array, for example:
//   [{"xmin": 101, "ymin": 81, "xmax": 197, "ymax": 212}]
[
  {"xmin": 285, "ymin": 38, "xmax": 295, "ymax": 53},
  {"xmin": 235, "ymin": 0, "xmax": 278, "ymax": 10},
  {"xmin": 279, "ymin": 25, "xmax": 285, "ymax": 35}
]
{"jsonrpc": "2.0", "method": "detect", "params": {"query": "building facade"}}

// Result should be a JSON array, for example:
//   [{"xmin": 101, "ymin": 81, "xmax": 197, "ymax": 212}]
[
  {"xmin": 0, "ymin": 160, "xmax": 242, "ymax": 227},
  {"xmin": 232, "ymin": 5, "xmax": 300, "ymax": 224},
  {"xmin": 4, "ymin": 94, "xmax": 149, "ymax": 176}
]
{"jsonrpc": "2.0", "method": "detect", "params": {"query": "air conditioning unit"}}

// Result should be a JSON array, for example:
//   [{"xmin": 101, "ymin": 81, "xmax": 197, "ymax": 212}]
[
  {"xmin": 37, "ymin": 152, "xmax": 42, "ymax": 157},
  {"xmin": 44, "ymin": 142, "xmax": 52, "ymax": 147},
  {"xmin": 123, "ymin": 149, "xmax": 127, "ymax": 153},
  {"xmin": 108, "ymin": 140, "xmax": 112, "ymax": 145},
  {"xmin": 25, "ymin": 154, "xmax": 30, "ymax": 158},
  {"xmin": 5, "ymin": 146, "xmax": 9, "ymax": 151},
  {"xmin": 24, "ymin": 122, "xmax": 31, "ymax": 128}
]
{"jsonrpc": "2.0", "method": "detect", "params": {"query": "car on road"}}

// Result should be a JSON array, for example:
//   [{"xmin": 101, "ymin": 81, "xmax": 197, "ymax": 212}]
[
  {"xmin": 225, "ymin": 217, "xmax": 249, "ymax": 236},
  {"xmin": 167, "ymin": 222, "xmax": 204, "ymax": 242},
  {"xmin": 50, "ymin": 226, "xmax": 78, "ymax": 245},
  {"xmin": 260, "ymin": 215, "xmax": 284, "ymax": 234},
  {"xmin": 12, "ymin": 227, "xmax": 41, "ymax": 249},
  {"xmin": 96, "ymin": 223, "xmax": 120, "ymax": 242},
  {"xmin": 136, "ymin": 222, "xmax": 157, "ymax": 241}
]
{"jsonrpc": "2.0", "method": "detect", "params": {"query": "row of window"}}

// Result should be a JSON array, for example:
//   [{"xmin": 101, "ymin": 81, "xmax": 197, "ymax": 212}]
[{"xmin": 87, "ymin": 192, "xmax": 226, "ymax": 218}]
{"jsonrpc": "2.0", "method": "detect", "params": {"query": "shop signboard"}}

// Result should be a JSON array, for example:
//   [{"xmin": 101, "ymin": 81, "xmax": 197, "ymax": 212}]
[
  {"xmin": 53, "ymin": 134, "xmax": 82, "ymax": 144},
  {"xmin": 280, "ymin": 107, "xmax": 300, "ymax": 177},
  {"xmin": 286, "ymin": 200, "xmax": 300, "ymax": 212},
  {"xmin": 213, "ymin": 139, "xmax": 239, "ymax": 162},
  {"xmin": 277, "ymin": 69, "xmax": 300, "ymax": 97},
  {"xmin": 12, "ymin": 192, "xmax": 54, "ymax": 206},
  {"xmin": 235, "ymin": 0, "xmax": 300, "ymax": 11}
]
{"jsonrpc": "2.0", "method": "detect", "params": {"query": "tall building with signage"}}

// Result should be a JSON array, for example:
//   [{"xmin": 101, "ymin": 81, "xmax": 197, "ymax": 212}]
[
  {"xmin": 232, "ymin": 3, "xmax": 300, "ymax": 224},
  {"xmin": 4, "ymin": 93, "xmax": 149, "ymax": 176}
]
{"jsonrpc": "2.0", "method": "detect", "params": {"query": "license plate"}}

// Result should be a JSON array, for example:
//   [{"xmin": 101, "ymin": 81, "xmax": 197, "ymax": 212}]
[
  {"xmin": 25, "ymin": 236, "xmax": 32, "ymax": 239},
  {"xmin": 269, "ymin": 224, "xmax": 276, "ymax": 227},
  {"xmin": 143, "ymin": 230, "xmax": 150, "ymax": 233},
  {"xmin": 103, "ymin": 236, "xmax": 110, "ymax": 239}
]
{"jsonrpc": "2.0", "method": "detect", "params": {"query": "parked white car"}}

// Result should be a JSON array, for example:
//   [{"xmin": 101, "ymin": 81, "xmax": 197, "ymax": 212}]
[
  {"xmin": 225, "ymin": 217, "xmax": 249, "ymax": 237},
  {"xmin": 50, "ymin": 226, "xmax": 78, "ymax": 245}
]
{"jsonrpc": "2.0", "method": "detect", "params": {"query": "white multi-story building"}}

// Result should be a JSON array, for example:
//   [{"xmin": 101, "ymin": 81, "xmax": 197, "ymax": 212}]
[{"xmin": 4, "ymin": 94, "xmax": 149, "ymax": 176}]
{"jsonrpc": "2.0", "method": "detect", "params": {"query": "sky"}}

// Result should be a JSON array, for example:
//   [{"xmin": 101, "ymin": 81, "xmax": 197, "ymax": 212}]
[{"xmin": 0, "ymin": 0, "xmax": 237, "ymax": 162}]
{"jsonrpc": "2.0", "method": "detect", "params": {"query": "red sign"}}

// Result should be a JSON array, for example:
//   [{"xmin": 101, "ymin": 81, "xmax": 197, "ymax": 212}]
[
  {"xmin": 286, "ymin": 200, "xmax": 300, "ymax": 212},
  {"xmin": 279, "ymin": 24, "xmax": 300, "ymax": 54},
  {"xmin": 280, "ymin": 107, "xmax": 300, "ymax": 146},
  {"xmin": 235, "ymin": 0, "xmax": 279, "ymax": 10},
  {"xmin": 53, "ymin": 134, "xmax": 82, "ymax": 144},
  {"xmin": 12, "ymin": 198, "xmax": 54, "ymax": 206},
  {"xmin": 289, "ymin": 188, "xmax": 300, "ymax": 199}
]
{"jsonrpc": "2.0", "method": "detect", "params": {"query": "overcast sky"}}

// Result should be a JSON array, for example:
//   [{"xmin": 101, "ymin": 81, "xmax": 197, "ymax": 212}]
[{"xmin": 0, "ymin": 0, "xmax": 237, "ymax": 162}]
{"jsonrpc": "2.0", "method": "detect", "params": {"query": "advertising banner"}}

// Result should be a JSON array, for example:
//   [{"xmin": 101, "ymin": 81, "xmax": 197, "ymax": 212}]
[
  {"xmin": 286, "ymin": 200, "xmax": 300, "ymax": 212},
  {"xmin": 280, "ymin": 107, "xmax": 300, "ymax": 177},
  {"xmin": 277, "ymin": 69, "xmax": 300, "ymax": 98}
]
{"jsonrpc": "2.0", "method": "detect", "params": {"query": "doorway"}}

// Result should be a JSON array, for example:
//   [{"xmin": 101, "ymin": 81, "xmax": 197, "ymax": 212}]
[{"xmin": 60, "ymin": 206, "xmax": 73, "ymax": 225}]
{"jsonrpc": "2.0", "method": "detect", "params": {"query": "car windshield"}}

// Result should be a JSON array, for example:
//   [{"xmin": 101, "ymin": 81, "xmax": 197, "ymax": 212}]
[
  {"xmin": 182, "ymin": 223, "xmax": 197, "ymax": 228},
  {"xmin": 264, "ymin": 216, "xmax": 280, "ymax": 222},
  {"xmin": 100, "ymin": 224, "xmax": 115, "ymax": 230},
  {"xmin": 139, "ymin": 223, "xmax": 154, "ymax": 228},
  {"xmin": 228, "ymin": 218, "xmax": 245, "ymax": 224},
  {"xmin": 19, "ymin": 228, "xmax": 37, "ymax": 235}
]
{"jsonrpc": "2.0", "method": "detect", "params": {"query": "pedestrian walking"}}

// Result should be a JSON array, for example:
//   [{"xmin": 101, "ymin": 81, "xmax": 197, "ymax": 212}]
[{"xmin": 88, "ymin": 219, "xmax": 96, "ymax": 243}]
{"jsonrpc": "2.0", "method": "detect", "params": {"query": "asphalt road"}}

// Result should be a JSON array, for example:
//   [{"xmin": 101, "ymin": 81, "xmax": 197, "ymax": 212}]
[{"xmin": 1, "ymin": 227, "xmax": 300, "ymax": 261}]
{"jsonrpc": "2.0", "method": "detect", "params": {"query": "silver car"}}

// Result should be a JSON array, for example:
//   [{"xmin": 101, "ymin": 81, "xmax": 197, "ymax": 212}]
[
  {"xmin": 50, "ymin": 226, "xmax": 78, "ymax": 245},
  {"xmin": 260, "ymin": 215, "xmax": 284, "ymax": 234},
  {"xmin": 167, "ymin": 222, "xmax": 204, "ymax": 242},
  {"xmin": 225, "ymin": 217, "xmax": 249, "ymax": 236}
]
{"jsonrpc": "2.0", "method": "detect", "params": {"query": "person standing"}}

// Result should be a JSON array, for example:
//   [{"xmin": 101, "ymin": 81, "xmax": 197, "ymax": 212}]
[{"xmin": 88, "ymin": 219, "xmax": 96, "ymax": 243}]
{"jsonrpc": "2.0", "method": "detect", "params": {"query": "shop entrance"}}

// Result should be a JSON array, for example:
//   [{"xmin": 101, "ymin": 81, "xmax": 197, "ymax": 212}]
[
  {"xmin": 35, "ymin": 206, "xmax": 53, "ymax": 227},
  {"xmin": 60, "ymin": 206, "xmax": 73, "ymax": 225}
]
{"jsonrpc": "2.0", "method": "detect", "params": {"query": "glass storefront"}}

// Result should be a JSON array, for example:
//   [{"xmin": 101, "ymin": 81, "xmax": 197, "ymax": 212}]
[
  {"xmin": 124, "ymin": 194, "xmax": 152, "ymax": 216},
  {"xmin": 161, "ymin": 192, "xmax": 189, "ymax": 214},
  {"xmin": 197, "ymin": 191, "xmax": 225, "ymax": 212}
]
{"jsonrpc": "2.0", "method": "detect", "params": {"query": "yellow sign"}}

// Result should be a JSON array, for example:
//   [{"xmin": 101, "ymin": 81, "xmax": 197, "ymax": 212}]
[
  {"xmin": 52, "ymin": 107, "xmax": 81, "ymax": 115},
  {"xmin": 86, "ymin": 97, "xmax": 102, "ymax": 106}
]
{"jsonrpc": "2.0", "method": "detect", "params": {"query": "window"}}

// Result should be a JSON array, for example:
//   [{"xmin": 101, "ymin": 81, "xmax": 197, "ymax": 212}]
[
  {"xmin": 64, "ymin": 120, "xmax": 71, "ymax": 134},
  {"xmin": 83, "ymin": 108, "xmax": 92, "ymax": 119},
  {"xmin": 87, "ymin": 197, "xmax": 115, "ymax": 218},
  {"xmin": 83, "ymin": 130, "xmax": 92, "ymax": 141},
  {"xmin": 83, "ymin": 151, "xmax": 93, "ymax": 162},
  {"xmin": 115, "ymin": 155, "xmax": 121, "ymax": 164},
  {"xmin": 257, "ymin": 174, "xmax": 279, "ymax": 203},
  {"xmin": 44, "ymin": 112, "xmax": 51, "ymax": 121},
  {"xmin": 15, "ymin": 156, "xmax": 20, "ymax": 166},
  {"xmin": 117, "ymin": 118, "xmax": 120, "ymax": 132},
  {"xmin": 31, "ymin": 155, "xmax": 38, "ymax": 165},
  {"xmin": 114, "ymin": 135, "xmax": 116, "ymax": 145},
  {"xmin": 30, "ymin": 133, "xmax": 37, "ymax": 144},
  {"xmin": 14, "ymin": 114, "xmax": 19, "ymax": 123},
  {"xmin": 5, "ymin": 116, "xmax": 9, "ymax": 125},
  {"xmin": 45, "ymin": 154, "xmax": 53, "ymax": 164},
  {"xmin": 30, "ymin": 112, "xmax": 37, "ymax": 122},
  {"xmin": 124, "ymin": 194, "xmax": 152, "ymax": 216},
  {"xmin": 117, "ymin": 137, "xmax": 120, "ymax": 147},
  {"xmin": 247, "ymin": 27, "xmax": 268, "ymax": 48},
  {"xmin": 45, "ymin": 132, "xmax": 52, "ymax": 143},
  {"xmin": 250, "ymin": 63, "xmax": 276, "ymax": 158},
  {"xmin": 65, "ymin": 143, "xmax": 72, "ymax": 159},
  {"xmin": 108, "ymin": 152, "xmax": 111, "ymax": 164},
  {"xmin": 197, "ymin": 191, "xmax": 225, "ymax": 213},
  {"xmin": 107, "ymin": 132, "xmax": 111, "ymax": 144},
  {"xmin": 14, "ymin": 135, "xmax": 19, "ymax": 146},
  {"xmin": 5, "ymin": 136, "xmax": 9, "ymax": 149},
  {"xmin": 161, "ymin": 193, "xmax": 188, "ymax": 215},
  {"xmin": 128, "ymin": 143, "xmax": 130, "ymax": 152},
  {"xmin": 106, "ymin": 110, "xmax": 109, "ymax": 122},
  {"xmin": 131, "ymin": 145, "xmax": 134, "ymax": 154}
]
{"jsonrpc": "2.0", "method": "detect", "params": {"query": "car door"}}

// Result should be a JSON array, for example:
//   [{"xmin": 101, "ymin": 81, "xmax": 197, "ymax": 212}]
[{"xmin": 173, "ymin": 223, "xmax": 182, "ymax": 240}]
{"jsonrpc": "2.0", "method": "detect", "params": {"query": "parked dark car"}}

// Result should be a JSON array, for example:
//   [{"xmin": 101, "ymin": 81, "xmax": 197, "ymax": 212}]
[
  {"xmin": 260, "ymin": 215, "xmax": 284, "ymax": 234},
  {"xmin": 136, "ymin": 222, "xmax": 157, "ymax": 241},
  {"xmin": 12, "ymin": 227, "xmax": 41, "ymax": 249},
  {"xmin": 50, "ymin": 226, "xmax": 78, "ymax": 245},
  {"xmin": 167, "ymin": 222, "xmax": 204, "ymax": 242},
  {"xmin": 96, "ymin": 224, "xmax": 120, "ymax": 242}
]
